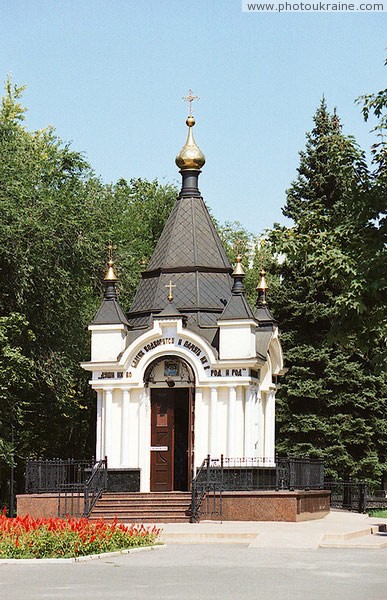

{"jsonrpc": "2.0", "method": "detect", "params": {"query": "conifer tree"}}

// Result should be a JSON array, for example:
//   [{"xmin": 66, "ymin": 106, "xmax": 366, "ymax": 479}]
[{"xmin": 270, "ymin": 100, "xmax": 387, "ymax": 486}]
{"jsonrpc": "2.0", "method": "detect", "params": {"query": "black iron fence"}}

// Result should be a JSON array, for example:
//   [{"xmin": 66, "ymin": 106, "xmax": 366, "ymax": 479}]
[
  {"xmin": 276, "ymin": 456, "xmax": 324, "ymax": 490},
  {"xmin": 325, "ymin": 481, "xmax": 387, "ymax": 513},
  {"xmin": 26, "ymin": 459, "xmax": 95, "ymax": 494},
  {"xmin": 25, "ymin": 458, "xmax": 108, "ymax": 517},
  {"xmin": 190, "ymin": 455, "xmax": 223, "ymax": 523},
  {"xmin": 190, "ymin": 455, "xmax": 325, "ymax": 522}
]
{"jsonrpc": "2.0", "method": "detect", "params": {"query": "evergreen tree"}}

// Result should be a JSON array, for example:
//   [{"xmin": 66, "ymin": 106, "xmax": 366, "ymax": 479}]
[
  {"xmin": 270, "ymin": 100, "xmax": 387, "ymax": 486},
  {"xmin": 354, "ymin": 75, "xmax": 387, "ymax": 364}
]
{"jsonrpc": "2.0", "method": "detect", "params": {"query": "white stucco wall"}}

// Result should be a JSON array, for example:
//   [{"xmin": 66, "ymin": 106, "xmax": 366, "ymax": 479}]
[
  {"xmin": 89, "ymin": 326, "xmax": 126, "ymax": 362},
  {"xmin": 218, "ymin": 322, "xmax": 256, "ymax": 360},
  {"xmin": 83, "ymin": 314, "xmax": 282, "ymax": 489}
]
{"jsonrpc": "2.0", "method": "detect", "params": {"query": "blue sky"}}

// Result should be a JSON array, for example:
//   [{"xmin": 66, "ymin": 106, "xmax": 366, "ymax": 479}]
[{"xmin": 1, "ymin": 0, "xmax": 386, "ymax": 233}]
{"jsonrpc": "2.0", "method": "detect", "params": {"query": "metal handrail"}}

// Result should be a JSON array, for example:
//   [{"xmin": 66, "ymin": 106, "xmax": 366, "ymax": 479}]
[
  {"xmin": 190, "ymin": 455, "xmax": 224, "ymax": 523},
  {"xmin": 190, "ymin": 454, "xmax": 211, "ymax": 523},
  {"xmin": 83, "ymin": 457, "xmax": 108, "ymax": 517}
]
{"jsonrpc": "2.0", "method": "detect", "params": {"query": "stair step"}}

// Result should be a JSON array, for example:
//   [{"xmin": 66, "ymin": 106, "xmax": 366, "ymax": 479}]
[
  {"xmin": 89, "ymin": 492, "xmax": 192, "ymax": 523},
  {"xmin": 102, "ymin": 492, "xmax": 191, "ymax": 500},
  {"xmin": 91, "ymin": 510, "xmax": 189, "ymax": 516}
]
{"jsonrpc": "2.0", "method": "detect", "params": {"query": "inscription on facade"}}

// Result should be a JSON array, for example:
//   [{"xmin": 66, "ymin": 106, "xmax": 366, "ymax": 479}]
[
  {"xmin": 97, "ymin": 371, "xmax": 125, "ymax": 379},
  {"xmin": 98, "ymin": 371, "xmax": 115, "ymax": 379},
  {"xmin": 130, "ymin": 337, "xmax": 211, "ymax": 370},
  {"xmin": 131, "ymin": 337, "xmax": 175, "ymax": 367},
  {"xmin": 210, "ymin": 368, "xmax": 249, "ymax": 377}
]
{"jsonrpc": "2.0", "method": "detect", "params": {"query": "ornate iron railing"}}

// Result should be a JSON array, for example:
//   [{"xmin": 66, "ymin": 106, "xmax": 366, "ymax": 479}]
[
  {"xmin": 325, "ymin": 481, "xmax": 367, "ymax": 513},
  {"xmin": 26, "ymin": 458, "xmax": 108, "ymax": 517},
  {"xmin": 325, "ymin": 481, "xmax": 387, "ymax": 513},
  {"xmin": 276, "ymin": 456, "xmax": 324, "ymax": 490},
  {"xmin": 26, "ymin": 458, "xmax": 95, "ymax": 494},
  {"xmin": 83, "ymin": 458, "xmax": 108, "ymax": 516},
  {"xmin": 189, "ymin": 455, "xmax": 324, "ymax": 522},
  {"xmin": 190, "ymin": 455, "xmax": 223, "ymax": 523}
]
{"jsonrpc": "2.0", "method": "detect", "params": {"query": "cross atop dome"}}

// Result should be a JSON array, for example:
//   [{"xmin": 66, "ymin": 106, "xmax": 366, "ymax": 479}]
[{"xmin": 182, "ymin": 89, "xmax": 199, "ymax": 116}]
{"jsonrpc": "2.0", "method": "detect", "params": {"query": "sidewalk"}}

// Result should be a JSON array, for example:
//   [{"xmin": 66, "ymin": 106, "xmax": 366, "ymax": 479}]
[{"xmin": 159, "ymin": 510, "xmax": 387, "ymax": 549}]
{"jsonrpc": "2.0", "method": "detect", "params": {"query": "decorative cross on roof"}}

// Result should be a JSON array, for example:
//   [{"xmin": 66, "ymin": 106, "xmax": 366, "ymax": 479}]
[
  {"xmin": 182, "ymin": 89, "xmax": 199, "ymax": 116},
  {"xmin": 234, "ymin": 238, "xmax": 246, "ymax": 256},
  {"xmin": 107, "ymin": 240, "xmax": 114, "ymax": 261},
  {"xmin": 165, "ymin": 280, "xmax": 176, "ymax": 302}
]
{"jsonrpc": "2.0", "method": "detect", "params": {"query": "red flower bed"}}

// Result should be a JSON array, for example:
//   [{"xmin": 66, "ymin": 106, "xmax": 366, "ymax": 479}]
[{"xmin": 0, "ymin": 511, "xmax": 161, "ymax": 558}]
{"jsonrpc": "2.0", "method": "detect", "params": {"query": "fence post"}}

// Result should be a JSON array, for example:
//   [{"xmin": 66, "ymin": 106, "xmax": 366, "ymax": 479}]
[
  {"xmin": 343, "ymin": 477, "xmax": 353, "ymax": 510},
  {"xmin": 289, "ymin": 456, "xmax": 295, "ymax": 491},
  {"xmin": 305, "ymin": 457, "xmax": 310, "ymax": 490},
  {"xmin": 319, "ymin": 458, "xmax": 324, "ymax": 489},
  {"xmin": 104, "ymin": 456, "xmax": 108, "ymax": 490},
  {"xmin": 84, "ymin": 483, "xmax": 88, "ymax": 517},
  {"xmin": 358, "ymin": 482, "xmax": 367, "ymax": 513}
]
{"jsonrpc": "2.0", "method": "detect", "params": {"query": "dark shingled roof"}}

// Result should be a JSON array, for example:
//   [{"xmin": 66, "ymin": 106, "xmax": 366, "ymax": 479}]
[
  {"xmin": 254, "ymin": 305, "xmax": 277, "ymax": 329},
  {"xmin": 92, "ymin": 299, "xmax": 129, "ymax": 326},
  {"xmin": 146, "ymin": 195, "xmax": 231, "ymax": 271},
  {"xmin": 156, "ymin": 300, "xmax": 186, "ymax": 320},
  {"xmin": 256, "ymin": 330, "xmax": 273, "ymax": 361},
  {"xmin": 218, "ymin": 294, "xmax": 254, "ymax": 321},
  {"xmin": 126, "ymin": 193, "xmax": 234, "ymax": 345}
]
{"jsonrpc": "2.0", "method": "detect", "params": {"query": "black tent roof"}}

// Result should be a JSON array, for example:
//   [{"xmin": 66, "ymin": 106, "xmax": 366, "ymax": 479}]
[
  {"xmin": 127, "ymin": 191, "xmax": 235, "ymax": 344},
  {"xmin": 92, "ymin": 298, "xmax": 129, "ymax": 326}
]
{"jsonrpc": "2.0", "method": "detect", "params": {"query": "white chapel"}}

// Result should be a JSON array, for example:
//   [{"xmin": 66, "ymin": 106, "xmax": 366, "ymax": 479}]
[{"xmin": 81, "ymin": 112, "xmax": 284, "ymax": 493}]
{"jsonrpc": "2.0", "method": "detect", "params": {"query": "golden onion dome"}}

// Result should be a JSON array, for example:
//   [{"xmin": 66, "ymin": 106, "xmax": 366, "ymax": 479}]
[{"xmin": 175, "ymin": 115, "xmax": 206, "ymax": 171}]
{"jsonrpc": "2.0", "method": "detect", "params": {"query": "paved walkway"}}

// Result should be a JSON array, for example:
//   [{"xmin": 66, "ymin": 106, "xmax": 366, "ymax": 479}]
[
  {"xmin": 159, "ymin": 510, "xmax": 387, "ymax": 548},
  {"xmin": 1, "ymin": 544, "xmax": 386, "ymax": 600}
]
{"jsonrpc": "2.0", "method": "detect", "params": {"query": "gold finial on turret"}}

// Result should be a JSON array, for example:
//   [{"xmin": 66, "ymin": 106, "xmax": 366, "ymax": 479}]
[
  {"xmin": 256, "ymin": 268, "xmax": 268, "ymax": 306},
  {"xmin": 176, "ymin": 90, "xmax": 205, "ymax": 171},
  {"xmin": 257, "ymin": 268, "xmax": 268, "ymax": 291},
  {"xmin": 104, "ymin": 241, "xmax": 118, "ymax": 281},
  {"xmin": 232, "ymin": 253, "xmax": 245, "ymax": 277}
]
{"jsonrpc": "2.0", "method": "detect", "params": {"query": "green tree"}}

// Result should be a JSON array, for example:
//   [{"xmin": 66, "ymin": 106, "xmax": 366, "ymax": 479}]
[
  {"xmin": 354, "ymin": 74, "xmax": 387, "ymax": 363},
  {"xmin": 105, "ymin": 177, "xmax": 177, "ymax": 310},
  {"xmin": 0, "ymin": 78, "xmax": 177, "ymax": 505},
  {"xmin": 270, "ymin": 100, "xmax": 387, "ymax": 486}
]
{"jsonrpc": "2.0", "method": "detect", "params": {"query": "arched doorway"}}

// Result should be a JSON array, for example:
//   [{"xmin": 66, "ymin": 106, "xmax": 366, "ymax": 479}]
[{"xmin": 144, "ymin": 356, "xmax": 195, "ymax": 492}]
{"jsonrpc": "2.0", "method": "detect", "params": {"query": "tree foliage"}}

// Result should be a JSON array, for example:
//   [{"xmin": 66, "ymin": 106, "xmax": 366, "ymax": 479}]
[
  {"xmin": 269, "ymin": 99, "xmax": 386, "ymax": 485},
  {"xmin": 1, "ymin": 73, "xmax": 386, "ymax": 504},
  {"xmin": 0, "ymin": 79, "xmax": 176, "ymax": 505}
]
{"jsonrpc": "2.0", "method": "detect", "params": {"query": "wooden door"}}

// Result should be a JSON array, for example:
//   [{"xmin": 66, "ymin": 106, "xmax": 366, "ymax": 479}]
[{"xmin": 150, "ymin": 391, "xmax": 174, "ymax": 491}]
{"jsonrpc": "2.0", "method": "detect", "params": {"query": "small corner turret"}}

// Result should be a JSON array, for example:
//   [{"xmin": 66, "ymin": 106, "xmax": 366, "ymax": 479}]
[
  {"xmin": 88, "ymin": 243, "xmax": 128, "ymax": 362},
  {"xmin": 218, "ymin": 252, "xmax": 256, "ymax": 360}
]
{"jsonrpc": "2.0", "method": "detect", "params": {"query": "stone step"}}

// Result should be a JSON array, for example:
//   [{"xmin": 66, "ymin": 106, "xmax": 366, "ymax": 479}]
[
  {"xmin": 89, "ymin": 491, "xmax": 192, "ymax": 523},
  {"xmin": 319, "ymin": 524, "xmax": 387, "ymax": 548},
  {"xmin": 91, "ymin": 508, "xmax": 190, "ymax": 516},
  {"xmin": 97, "ymin": 498, "xmax": 190, "ymax": 505},
  {"xmin": 319, "ymin": 533, "xmax": 387, "ymax": 548},
  {"xmin": 161, "ymin": 532, "xmax": 258, "ymax": 545},
  {"xmin": 101, "ymin": 493, "xmax": 191, "ymax": 499},
  {"xmin": 89, "ymin": 514, "xmax": 190, "ymax": 523}
]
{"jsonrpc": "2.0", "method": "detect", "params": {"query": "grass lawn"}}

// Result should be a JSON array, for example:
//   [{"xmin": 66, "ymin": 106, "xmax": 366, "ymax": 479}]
[{"xmin": 368, "ymin": 509, "xmax": 387, "ymax": 518}]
